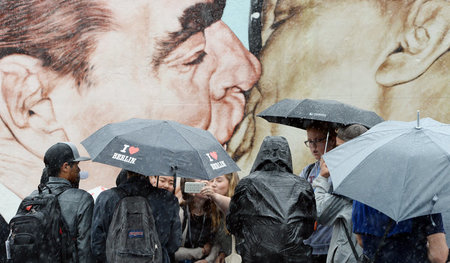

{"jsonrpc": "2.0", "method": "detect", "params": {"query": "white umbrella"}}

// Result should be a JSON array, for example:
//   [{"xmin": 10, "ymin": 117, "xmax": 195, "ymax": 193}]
[{"xmin": 323, "ymin": 117, "xmax": 450, "ymax": 222}]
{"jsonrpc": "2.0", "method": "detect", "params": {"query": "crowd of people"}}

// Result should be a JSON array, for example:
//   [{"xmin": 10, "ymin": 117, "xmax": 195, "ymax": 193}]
[{"xmin": 1, "ymin": 121, "xmax": 450, "ymax": 263}]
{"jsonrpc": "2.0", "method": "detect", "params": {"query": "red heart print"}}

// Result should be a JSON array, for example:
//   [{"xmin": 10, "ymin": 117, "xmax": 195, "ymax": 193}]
[
  {"xmin": 210, "ymin": 151, "xmax": 218, "ymax": 160},
  {"xmin": 129, "ymin": 146, "xmax": 139, "ymax": 155}
]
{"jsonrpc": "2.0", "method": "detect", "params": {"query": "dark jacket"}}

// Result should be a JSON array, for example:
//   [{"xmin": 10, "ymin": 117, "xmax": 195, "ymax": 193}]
[
  {"xmin": 226, "ymin": 136, "xmax": 316, "ymax": 263},
  {"xmin": 91, "ymin": 175, "xmax": 181, "ymax": 263},
  {"xmin": 31, "ymin": 177, "xmax": 95, "ymax": 263},
  {"xmin": 0, "ymin": 214, "xmax": 8, "ymax": 263}
]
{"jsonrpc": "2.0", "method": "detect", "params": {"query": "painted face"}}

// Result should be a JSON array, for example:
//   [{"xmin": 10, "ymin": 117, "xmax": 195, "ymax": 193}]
[
  {"xmin": 247, "ymin": 0, "xmax": 449, "ymax": 169},
  {"xmin": 210, "ymin": 174, "xmax": 229, "ymax": 196},
  {"xmin": 52, "ymin": 0, "xmax": 261, "ymax": 147}
]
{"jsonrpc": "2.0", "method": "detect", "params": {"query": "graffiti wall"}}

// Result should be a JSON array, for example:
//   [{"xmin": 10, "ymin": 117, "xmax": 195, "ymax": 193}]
[{"xmin": 0, "ymin": 0, "xmax": 449, "ymax": 220}]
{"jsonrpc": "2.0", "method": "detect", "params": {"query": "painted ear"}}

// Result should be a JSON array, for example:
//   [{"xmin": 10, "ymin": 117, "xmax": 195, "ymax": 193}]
[
  {"xmin": 376, "ymin": 0, "xmax": 450, "ymax": 86},
  {"xmin": 0, "ymin": 54, "xmax": 68, "ymax": 157}
]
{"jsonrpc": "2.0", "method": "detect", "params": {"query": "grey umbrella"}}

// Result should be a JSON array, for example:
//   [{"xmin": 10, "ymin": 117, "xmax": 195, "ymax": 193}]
[
  {"xmin": 323, "ymin": 117, "xmax": 450, "ymax": 222},
  {"xmin": 257, "ymin": 98, "xmax": 384, "ymax": 129},
  {"xmin": 81, "ymin": 119, "xmax": 240, "ymax": 180}
]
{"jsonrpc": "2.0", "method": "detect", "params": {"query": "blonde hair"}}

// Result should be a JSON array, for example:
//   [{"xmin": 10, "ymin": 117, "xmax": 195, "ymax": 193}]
[
  {"xmin": 211, "ymin": 172, "xmax": 240, "ymax": 232},
  {"xmin": 224, "ymin": 172, "xmax": 240, "ymax": 197}
]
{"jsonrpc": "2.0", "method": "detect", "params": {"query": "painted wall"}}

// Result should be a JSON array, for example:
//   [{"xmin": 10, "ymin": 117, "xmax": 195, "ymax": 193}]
[{"xmin": 0, "ymin": 0, "xmax": 449, "ymax": 224}]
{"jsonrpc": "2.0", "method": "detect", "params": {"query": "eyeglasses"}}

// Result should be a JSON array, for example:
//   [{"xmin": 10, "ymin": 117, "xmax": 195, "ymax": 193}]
[{"xmin": 304, "ymin": 137, "xmax": 327, "ymax": 148}]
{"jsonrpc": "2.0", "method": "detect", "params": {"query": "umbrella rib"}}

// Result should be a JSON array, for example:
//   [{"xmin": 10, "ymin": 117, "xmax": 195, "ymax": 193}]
[{"xmin": 167, "ymin": 122, "xmax": 211, "ymax": 178}]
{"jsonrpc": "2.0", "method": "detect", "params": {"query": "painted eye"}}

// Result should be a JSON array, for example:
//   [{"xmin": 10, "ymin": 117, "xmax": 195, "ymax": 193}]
[{"xmin": 183, "ymin": 51, "xmax": 207, "ymax": 66}]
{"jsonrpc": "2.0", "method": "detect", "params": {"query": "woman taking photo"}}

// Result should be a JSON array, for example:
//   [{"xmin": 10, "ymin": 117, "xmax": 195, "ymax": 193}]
[
  {"xmin": 175, "ymin": 179, "xmax": 216, "ymax": 263},
  {"xmin": 201, "ymin": 173, "xmax": 240, "ymax": 263}
]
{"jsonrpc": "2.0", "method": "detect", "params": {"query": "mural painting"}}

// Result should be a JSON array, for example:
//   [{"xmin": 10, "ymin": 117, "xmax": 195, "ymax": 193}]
[{"xmin": 0, "ymin": 0, "xmax": 449, "ymax": 223}]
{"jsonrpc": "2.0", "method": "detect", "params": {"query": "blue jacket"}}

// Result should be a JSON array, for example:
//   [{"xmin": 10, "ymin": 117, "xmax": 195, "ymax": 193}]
[
  {"xmin": 91, "ymin": 176, "xmax": 181, "ymax": 263},
  {"xmin": 352, "ymin": 201, "xmax": 445, "ymax": 263}
]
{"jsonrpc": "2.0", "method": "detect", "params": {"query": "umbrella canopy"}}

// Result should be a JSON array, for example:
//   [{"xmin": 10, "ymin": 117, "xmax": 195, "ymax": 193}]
[
  {"xmin": 323, "ymin": 118, "xmax": 450, "ymax": 222},
  {"xmin": 81, "ymin": 119, "xmax": 240, "ymax": 180},
  {"xmin": 257, "ymin": 98, "xmax": 384, "ymax": 129}
]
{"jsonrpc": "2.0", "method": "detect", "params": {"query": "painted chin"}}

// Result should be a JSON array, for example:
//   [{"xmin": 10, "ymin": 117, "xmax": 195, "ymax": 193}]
[
  {"xmin": 208, "ymin": 92, "xmax": 246, "ymax": 144},
  {"xmin": 207, "ymin": 126, "xmax": 233, "ymax": 145}
]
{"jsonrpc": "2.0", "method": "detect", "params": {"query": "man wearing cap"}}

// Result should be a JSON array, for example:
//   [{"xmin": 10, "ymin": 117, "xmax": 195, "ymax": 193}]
[{"xmin": 28, "ymin": 142, "xmax": 95, "ymax": 263}]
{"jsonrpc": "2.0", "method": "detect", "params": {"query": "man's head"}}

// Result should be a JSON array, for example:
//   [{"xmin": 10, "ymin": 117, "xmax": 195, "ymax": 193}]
[
  {"xmin": 0, "ymin": 0, "xmax": 261, "ymax": 196},
  {"xmin": 0, "ymin": 0, "xmax": 260, "ymax": 150},
  {"xmin": 336, "ymin": 124, "xmax": 368, "ymax": 146},
  {"xmin": 231, "ymin": 0, "xmax": 448, "ymax": 175},
  {"xmin": 305, "ymin": 122, "xmax": 336, "ymax": 160},
  {"xmin": 43, "ymin": 142, "xmax": 90, "ymax": 184},
  {"xmin": 254, "ymin": 0, "xmax": 449, "ymax": 119}
]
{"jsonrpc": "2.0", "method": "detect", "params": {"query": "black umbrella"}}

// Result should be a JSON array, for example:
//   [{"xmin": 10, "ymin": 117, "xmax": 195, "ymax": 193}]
[
  {"xmin": 257, "ymin": 98, "xmax": 384, "ymax": 130},
  {"xmin": 81, "ymin": 119, "xmax": 240, "ymax": 180}
]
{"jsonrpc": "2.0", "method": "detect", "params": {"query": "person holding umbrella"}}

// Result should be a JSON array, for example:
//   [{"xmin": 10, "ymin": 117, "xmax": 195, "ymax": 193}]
[
  {"xmin": 313, "ymin": 124, "xmax": 368, "ymax": 262},
  {"xmin": 320, "ymin": 118, "xmax": 450, "ymax": 263},
  {"xmin": 299, "ymin": 122, "xmax": 337, "ymax": 263}
]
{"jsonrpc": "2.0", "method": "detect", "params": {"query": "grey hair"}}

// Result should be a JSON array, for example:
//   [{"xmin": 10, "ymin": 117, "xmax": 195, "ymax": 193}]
[{"xmin": 336, "ymin": 124, "xmax": 368, "ymax": 142}]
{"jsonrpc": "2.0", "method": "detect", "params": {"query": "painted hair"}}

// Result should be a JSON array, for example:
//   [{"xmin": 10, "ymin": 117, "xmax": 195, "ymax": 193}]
[{"xmin": 0, "ymin": 0, "xmax": 112, "ymax": 86}]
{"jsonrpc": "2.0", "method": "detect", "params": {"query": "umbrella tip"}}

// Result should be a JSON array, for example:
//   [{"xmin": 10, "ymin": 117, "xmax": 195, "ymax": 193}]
[{"xmin": 415, "ymin": 110, "xmax": 421, "ymax": 129}]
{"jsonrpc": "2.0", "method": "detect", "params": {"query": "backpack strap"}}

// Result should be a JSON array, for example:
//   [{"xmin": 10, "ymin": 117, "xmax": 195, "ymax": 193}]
[
  {"xmin": 341, "ymin": 218, "xmax": 360, "ymax": 262},
  {"xmin": 305, "ymin": 163, "xmax": 315, "ymax": 181},
  {"xmin": 369, "ymin": 219, "xmax": 395, "ymax": 263}
]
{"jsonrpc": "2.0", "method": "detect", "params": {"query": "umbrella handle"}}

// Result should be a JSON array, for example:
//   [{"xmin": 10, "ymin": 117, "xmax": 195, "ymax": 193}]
[
  {"xmin": 324, "ymin": 130, "xmax": 330, "ymax": 154},
  {"xmin": 416, "ymin": 110, "xmax": 421, "ymax": 129},
  {"xmin": 171, "ymin": 166, "xmax": 177, "ymax": 195}
]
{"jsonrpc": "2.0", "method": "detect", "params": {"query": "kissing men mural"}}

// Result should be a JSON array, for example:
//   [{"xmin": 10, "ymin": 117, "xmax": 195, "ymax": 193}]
[
  {"xmin": 0, "ymin": 0, "xmax": 449, "ymax": 220},
  {"xmin": 0, "ymin": 0, "xmax": 260, "ymax": 205}
]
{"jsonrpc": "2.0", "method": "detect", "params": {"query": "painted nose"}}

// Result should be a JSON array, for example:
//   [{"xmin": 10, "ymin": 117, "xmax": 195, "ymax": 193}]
[{"xmin": 206, "ymin": 21, "xmax": 261, "ymax": 100}]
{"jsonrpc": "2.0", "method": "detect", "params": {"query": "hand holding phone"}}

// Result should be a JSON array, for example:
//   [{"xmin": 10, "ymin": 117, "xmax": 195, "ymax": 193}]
[{"xmin": 184, "ymin": 182, "xmax": 206, "ymax": 193}]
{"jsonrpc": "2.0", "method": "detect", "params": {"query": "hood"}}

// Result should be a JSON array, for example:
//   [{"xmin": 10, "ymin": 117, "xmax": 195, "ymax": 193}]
[{"xmin": 251, "ymin": 136, "xmax": 293, "ymax": 173}]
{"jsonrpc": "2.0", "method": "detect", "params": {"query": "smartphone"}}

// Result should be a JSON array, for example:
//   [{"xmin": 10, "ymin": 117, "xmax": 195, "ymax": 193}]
[{"xmin": 184, "ymin": 182, "xmax": 206, "ymax": 194}]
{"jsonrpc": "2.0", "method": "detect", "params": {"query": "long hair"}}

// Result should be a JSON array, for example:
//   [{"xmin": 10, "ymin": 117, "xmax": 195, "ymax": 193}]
[
  {"xmin": 180, "ymin": 178, "xmax": 216, "ymax": 229},
  {"xmin": 211, "ymin": 172, "xmax": 240, "ymax": 232}
]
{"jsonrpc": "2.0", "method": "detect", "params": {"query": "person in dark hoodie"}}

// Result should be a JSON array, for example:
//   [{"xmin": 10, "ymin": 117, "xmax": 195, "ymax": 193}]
[
  {"xmin": 91, "ymin": 170, "xmax": 181, "ymax": 263},
  {"xmin": 0, "ymin": 214, "xmax": 8, "ymax": 263},
  {"xmin": 226, "ymin": 136, "xmax": 316, "ymax": 263}
]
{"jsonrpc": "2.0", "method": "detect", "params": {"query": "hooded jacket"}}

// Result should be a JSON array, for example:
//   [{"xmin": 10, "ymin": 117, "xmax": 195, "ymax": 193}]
[
  {"xmin": 91, "ymin": 175, "xmax": 181, "ymax": 263},
  {"xmin": 226, "ymin": 136, "xmax": 316, "ymax": 263}
]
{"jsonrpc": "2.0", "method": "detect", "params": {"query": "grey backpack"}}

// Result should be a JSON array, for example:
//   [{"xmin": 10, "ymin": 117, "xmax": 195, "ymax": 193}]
[{"xmin": 105, "ymin": 188, "xmax": 162, "ymax": 263}]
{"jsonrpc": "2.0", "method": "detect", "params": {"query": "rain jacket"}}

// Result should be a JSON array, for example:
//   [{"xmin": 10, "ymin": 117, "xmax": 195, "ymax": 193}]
[
  {"xmin": 312, "ymin": 175, "xmax": 362, "ymax": 262},
  {"xmin": 226, "ymin": 136, "xmax": 316, "ymax": 263},
  {"xmin": 300, "ymin": 162, "xmax": 333, "ymax": 255},
  {"xmin": 30, "ymin": 177, "xmax": 95, "ymax": 263},
  {"xmin": 91, "ymin": 175, "xmax": 181, "ymax": 263},
  {"xmin": 0, "ymin": 214, "xmax": 9, "ymax": 263}
]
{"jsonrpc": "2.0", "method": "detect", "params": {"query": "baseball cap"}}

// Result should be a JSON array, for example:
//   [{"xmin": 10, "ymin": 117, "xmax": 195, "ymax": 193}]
[{"xmin": 44, "ymin": 142, "xmax": 91, "ymax": 169}]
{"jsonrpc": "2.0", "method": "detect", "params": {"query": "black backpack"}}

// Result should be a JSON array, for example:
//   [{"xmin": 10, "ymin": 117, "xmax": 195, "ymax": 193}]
[
  {"xmin": 105, "ymin": 188, "xmax": 162, "ymax": 263},
  {"xmin": 7, "ymin": 185, "xmax": 74, "ymax": 263}
]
